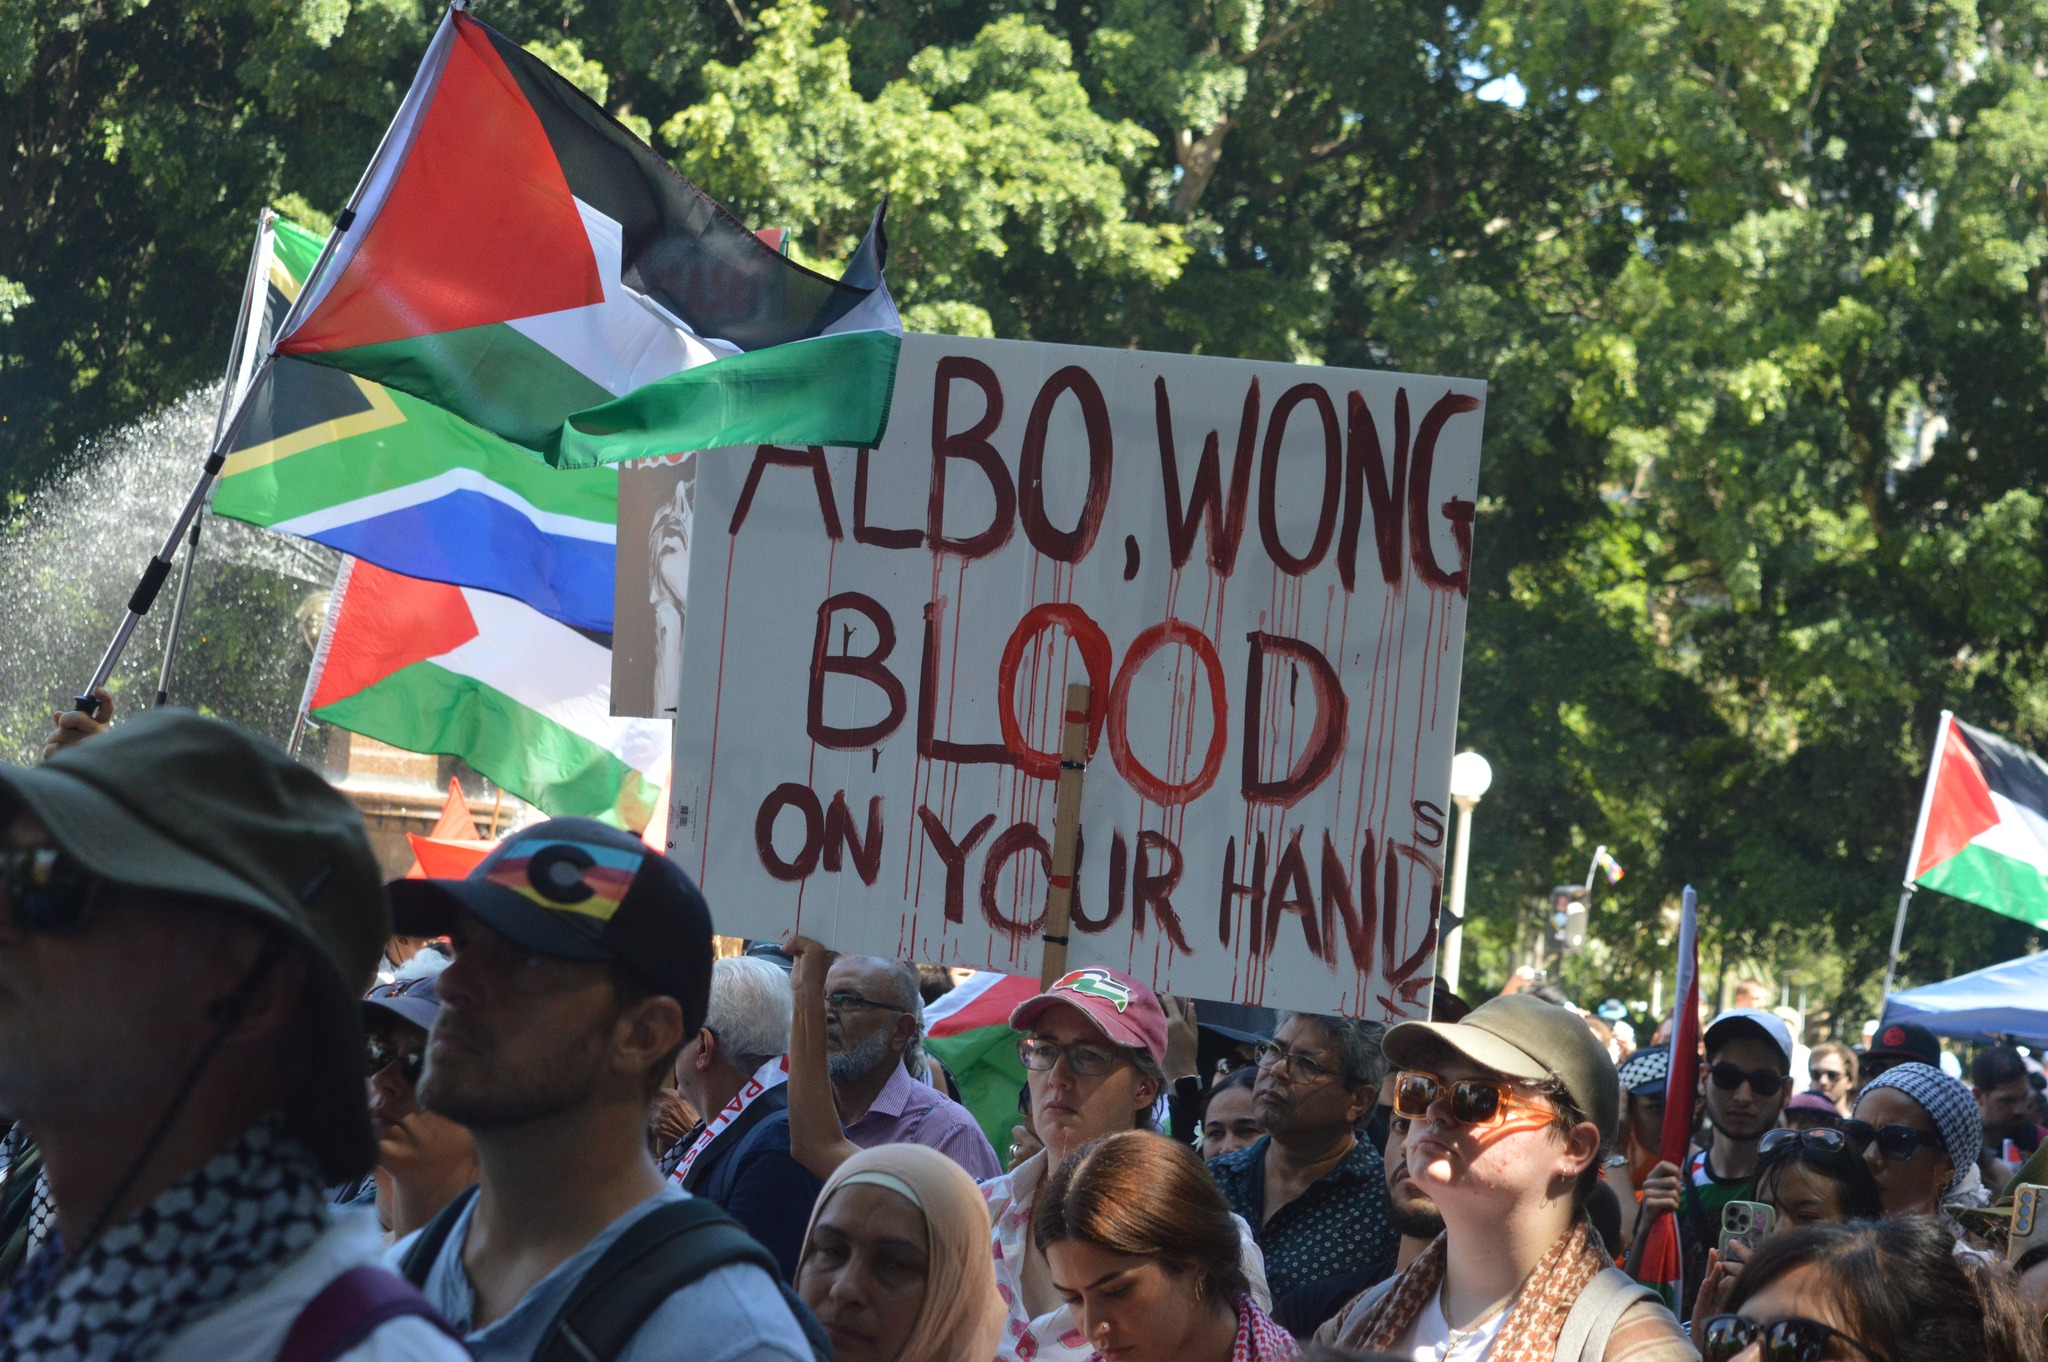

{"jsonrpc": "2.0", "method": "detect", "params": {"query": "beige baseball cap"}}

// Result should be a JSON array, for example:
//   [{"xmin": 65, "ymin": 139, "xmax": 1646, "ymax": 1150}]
[{"xmin": 1383, "ymin": 993, "xmax": 1619, "ymax": 1143}]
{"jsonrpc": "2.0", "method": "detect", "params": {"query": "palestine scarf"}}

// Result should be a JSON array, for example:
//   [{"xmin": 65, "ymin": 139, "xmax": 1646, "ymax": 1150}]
[
  {"xmin": 0, "ymin": 1113, "xmax": 330, "ymax": 1362},
  {"xmin": 1332, "ymin": 1218, "xmax": 1609, "ymax": 1361}
]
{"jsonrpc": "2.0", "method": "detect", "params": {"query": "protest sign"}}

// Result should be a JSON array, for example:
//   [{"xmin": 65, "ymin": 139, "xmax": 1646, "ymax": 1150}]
[{"xmin": 670, "ymin": 334, "xmax": 1485, "ymax": 1018}]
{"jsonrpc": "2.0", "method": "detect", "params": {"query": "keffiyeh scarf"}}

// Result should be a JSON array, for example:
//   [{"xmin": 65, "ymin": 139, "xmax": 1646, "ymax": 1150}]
[
  {"xmin": 0, "ymin": 1113, "xmax": 330, "ymax": 1362},
  {"xmin": 1333, "ymin": 1218, "xmax": 1608, "ymax": 1362}
]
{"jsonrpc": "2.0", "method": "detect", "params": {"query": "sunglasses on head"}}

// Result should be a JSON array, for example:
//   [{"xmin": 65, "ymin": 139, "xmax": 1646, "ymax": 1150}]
[
  {"xmin": 1391, "ymin": 1070, "xmax": 1555, "ymax": 1128},
  {"xmin": 1838, "ymin": 1118, "xmax": 1944, "ymax": 1162},
  {"xmin": 1, "ymin": 845, "xmax": 100, "ymax": 937},
  {"xmin": 1759, "ymin": 1126, "xmax": 1849, "ymax": 1156},
  {"xmin": 1709, "ymin": 1062, "xmax": 1787, "ymax": 1096},
  {"xmin": 1701, "ymin": 1314, "xmax": 1887, "ymax": 1362},
  {"xmin": 365, "ymin": 1036, "xmax": 426, "ymax": 1085}
]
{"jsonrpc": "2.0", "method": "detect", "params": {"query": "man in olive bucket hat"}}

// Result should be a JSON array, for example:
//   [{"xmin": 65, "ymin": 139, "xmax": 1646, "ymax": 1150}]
[{"xmin": 0, "ymin": 710, "xmax": 467, "ymax": 1362}]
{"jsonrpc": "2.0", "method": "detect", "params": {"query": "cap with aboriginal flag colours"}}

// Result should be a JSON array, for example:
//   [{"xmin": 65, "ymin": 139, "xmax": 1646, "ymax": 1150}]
[
  {"xmin": 1009, "ymin": 967, "xmax": 1167, "ymax": 1067},
  {"xmin": 388, "ymin": 816, "xmax": 713, "ymax": 1034}
]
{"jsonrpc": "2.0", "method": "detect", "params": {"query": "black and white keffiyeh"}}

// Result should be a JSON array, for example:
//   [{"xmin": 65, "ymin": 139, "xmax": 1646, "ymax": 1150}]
[
  {"xmin": 1863, "ymin": 1061, "xmax": 1983, "ymax": 1196},
  {"xmin": 0, "ymin": 1113, "xmax": 330, "ymax": 1362}
]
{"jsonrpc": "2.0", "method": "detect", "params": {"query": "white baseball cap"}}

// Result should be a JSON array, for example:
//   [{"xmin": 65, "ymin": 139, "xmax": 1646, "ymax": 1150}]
[{"xmin": 1704, "ymin": 1007, "xmax": 1793, "ymax": 1066}]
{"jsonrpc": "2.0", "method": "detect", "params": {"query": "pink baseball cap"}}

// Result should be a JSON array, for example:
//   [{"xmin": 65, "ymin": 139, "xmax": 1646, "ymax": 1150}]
[{"xmin": 1008, "ymin": 967, "xmax": 1167, "ymax": 1067}]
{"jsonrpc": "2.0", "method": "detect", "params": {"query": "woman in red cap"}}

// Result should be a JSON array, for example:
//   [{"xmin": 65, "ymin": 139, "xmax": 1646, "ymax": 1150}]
[{"xmin": 981, "ymin": 966, "xmax": 1270, "ymax": 1362}]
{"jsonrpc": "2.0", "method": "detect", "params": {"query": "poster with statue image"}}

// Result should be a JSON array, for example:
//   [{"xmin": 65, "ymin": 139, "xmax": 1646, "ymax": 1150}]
[
  {"xmin": 666, "ymin": 333, "xmax": 1486, "ymax": 1020},
  {"xmin": 612, "ymin": 454, "xmax": 695, "ymax": 720}
]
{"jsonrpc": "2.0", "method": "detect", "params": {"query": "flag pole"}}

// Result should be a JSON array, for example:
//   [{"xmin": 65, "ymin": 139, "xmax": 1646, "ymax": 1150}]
[
  {"xmin": 154, "ymin": 211, "xmax": 278, "ymax": 709},
  {"xmin": 288, "ymin": 556, "xmax": 354, "ymax": 760},
  {"xmin": 1885, "ymin": 710, "xmax": 1953, "ymax": 1001},
  {"xmin": 78, "ymin": 5, "xmax": 465, "ymax": 714}
]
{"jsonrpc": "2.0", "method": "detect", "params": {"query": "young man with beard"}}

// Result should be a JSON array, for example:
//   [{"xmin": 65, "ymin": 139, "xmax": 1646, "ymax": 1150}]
[
  {"xmin": 389, "ymin": 818, "xmax": 815, "ymax": 1362},
  {"xmin": 0, "ymin": 711, "xmax": 467, "ymax": 1361},
  {"xmin": 1270, "ymin": 1096, "xmax": 1446, "ymax": 1335},
  {"xmin": 1639, "ymin": 1008, "xmax": 1791, "ymax": 1319},
  {"xmin": 821, "ymin": 954, "xmax": 999, "ymax": 1179}
]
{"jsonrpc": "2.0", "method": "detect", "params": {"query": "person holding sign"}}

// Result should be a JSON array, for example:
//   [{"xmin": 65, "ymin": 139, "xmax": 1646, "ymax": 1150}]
[{"xmin": 1038, "ymin": 1131, "xmax": 1300, "ymax": 1362}]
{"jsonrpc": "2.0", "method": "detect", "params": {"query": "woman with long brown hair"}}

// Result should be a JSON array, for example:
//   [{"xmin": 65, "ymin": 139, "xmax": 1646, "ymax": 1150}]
[{"xmin": 1036, "ymin": 1130, "xmax": 1298, "ymax": 1362}]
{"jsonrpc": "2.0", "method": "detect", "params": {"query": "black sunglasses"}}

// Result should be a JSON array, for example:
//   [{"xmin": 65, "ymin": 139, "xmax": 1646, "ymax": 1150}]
[
  {"xmin": 366, "ymin": 1036, "xmax": 426, "ymax": 1085},
  {"xmin": 1701, "ymin": 1314, "xmax": 1887, "ymax": 1362},
  {"xmin": 1709, "ymin": 1063, "xmax": 1787, "ymax": 1097},
  {"xmin": 1838, "ymin": 1118, "xmax": 1944, "ymax": 1162},
  {"xmin": 1, "ymin": 846, "xmax": 101, "ymax": 937}
]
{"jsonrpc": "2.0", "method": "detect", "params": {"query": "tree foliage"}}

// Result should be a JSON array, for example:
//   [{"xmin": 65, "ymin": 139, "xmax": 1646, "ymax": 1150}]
[{"xmin": 5, "ymin": 0, "xmax": 2047, "ymax": 1021}]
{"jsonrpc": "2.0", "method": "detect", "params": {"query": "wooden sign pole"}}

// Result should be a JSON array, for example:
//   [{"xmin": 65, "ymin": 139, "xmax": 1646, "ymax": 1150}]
[{"xmin": 1039, "ymin": 682, "xmax": 1092, "ymax": 989}]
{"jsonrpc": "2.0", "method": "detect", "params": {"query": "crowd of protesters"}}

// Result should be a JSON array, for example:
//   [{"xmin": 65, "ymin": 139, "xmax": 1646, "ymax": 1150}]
[{"xmin": 4, "ymin": 708, "xmax": 2048, "ymax": 1361}]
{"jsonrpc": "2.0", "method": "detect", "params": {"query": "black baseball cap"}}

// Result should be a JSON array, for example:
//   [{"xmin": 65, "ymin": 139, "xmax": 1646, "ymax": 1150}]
[
  {"xmin": 387, "ymin": 817, "xmax": 714, "ymax": 1034},
  {"xmin": 1867, "ymin": 1020, "xmax": 1941, "ymax": 1068}
]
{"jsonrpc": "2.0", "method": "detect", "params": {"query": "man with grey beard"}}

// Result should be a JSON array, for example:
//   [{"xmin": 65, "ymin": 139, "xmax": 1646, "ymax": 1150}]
[{"xmin": 822, "ymin": 954, "xmax": 1001, "ymax": 1178}]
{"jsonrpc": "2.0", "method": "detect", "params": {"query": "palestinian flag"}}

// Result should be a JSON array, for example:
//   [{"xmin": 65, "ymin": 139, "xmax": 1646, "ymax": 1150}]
[
  {"xmin": 215, "ymin": 216, "xmax": 621, "ymax": 631},
  {"xmin": 269, "ymin": 8, "xmax": 899, "ymax": 467},
  {"xmin": 924, "ymin": 972, "xmax": 1040, "ymax": 1167},
  {"xmin": 1907, "ymin": 712, "xmax": 2048, "ymax": 929},
  {"xmin": 306, "ymin": 557, "xmax": 668, "ymax": 830}
]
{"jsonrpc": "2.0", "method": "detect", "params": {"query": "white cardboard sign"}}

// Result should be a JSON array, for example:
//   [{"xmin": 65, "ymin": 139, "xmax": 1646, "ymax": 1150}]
[{"xmin": 670, "ymin": 334, "xmax": 1485, "ymax": 1019}]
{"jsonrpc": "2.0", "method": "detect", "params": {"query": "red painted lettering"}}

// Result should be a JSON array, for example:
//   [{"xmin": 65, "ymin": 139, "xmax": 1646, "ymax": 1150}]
[
  {"xmin": 1258, "ymin": 383, "xmax": 1341, "ymax": 576},
  {"xmin": 1156, "ymin": 377, "xmax": 1259, "ymax": 574},
  {"xmin": 808, "ymin": 593, "xmax": 905, "ymax": 749},
  {"xmin": 1241, "ymin": 632, "xmax": 1349, "ymax": 805},
  {"xmin": 917, "ymin": 806, "xmax": 997, "ymax": 924},
  {"xmin": 996, "ymin": 603, "xmax": 1112, "ymax": 779},
  {"xmin": 1106, "ymin": 620, "xmax": 1229, "ymax": 806},
  {"xmin": 821, "ymin": 792, "xmax": 884, "ymax": 885},
  {"xmin": 1408, "ymin": 391, "xmax": 1482, "ymax": 595},
  {"xmin": 729, "ymin": 445, "xmax": 842, "ymax": 538},
  {"xmin": 1018, "ymin": 366, "xmax": 1113, "ymax": 563},
  {"xmin": 755, "ymin": 783, "xmax": 823, "ymax": 881},
  {"xmin": 929, "ymin": 355, "xmax": 1015, "ymax": 560}
]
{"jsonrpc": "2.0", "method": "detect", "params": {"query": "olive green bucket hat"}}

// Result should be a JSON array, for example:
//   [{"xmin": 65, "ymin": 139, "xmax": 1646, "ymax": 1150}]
[{"xmin": 0, "ymin": 709, "xmax": 388, "ymax": 1182}]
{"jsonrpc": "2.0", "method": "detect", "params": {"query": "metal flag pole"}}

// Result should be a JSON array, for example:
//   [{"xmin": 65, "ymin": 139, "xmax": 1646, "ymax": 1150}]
[
  {"xmin": 1884, "ymin": 710, "xmax": 1952, "ymax": 1002},
  {"xmin": 75, "ymin": 4, "xmax": 464, "ymax": 713},
  {"xmin": 154, "ymin": 211, "xmax": 278, "ymax": 708}
]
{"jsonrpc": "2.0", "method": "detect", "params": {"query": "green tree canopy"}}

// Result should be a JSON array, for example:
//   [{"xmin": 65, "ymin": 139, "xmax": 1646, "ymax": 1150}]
[{"xmin": 5, "ymin": 0, "xmax": 2046, "ymax": 1021}]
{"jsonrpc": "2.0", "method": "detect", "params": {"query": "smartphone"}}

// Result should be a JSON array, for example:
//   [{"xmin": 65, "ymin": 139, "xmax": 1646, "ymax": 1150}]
[
  {"xmin": 1719, "ymin": 1200, "xmax": 1776, "ymax": 1258},
  {"xmin": 2010, "ymin": 1184, "xmax": 2047, "ymax": 1265}
]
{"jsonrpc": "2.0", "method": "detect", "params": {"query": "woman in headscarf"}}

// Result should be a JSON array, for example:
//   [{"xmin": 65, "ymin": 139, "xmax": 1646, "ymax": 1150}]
[
  {"xmin": 1847, "ymin": 1061, "xmax": 1987, "ymax": 1220},
  {"xmin": 1036, "ymin": 1131, "xmax": 1298, "ymax": 1362},
  {"xmin": 796, "ymin": 1143, "xmax": 1007, "ymax": 1362}
]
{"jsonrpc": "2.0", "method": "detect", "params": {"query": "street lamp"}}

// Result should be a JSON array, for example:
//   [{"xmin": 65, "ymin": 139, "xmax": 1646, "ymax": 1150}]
[{"xmin": 1440, "ymin": 751, "xmax": 1493, "ymax": 995}]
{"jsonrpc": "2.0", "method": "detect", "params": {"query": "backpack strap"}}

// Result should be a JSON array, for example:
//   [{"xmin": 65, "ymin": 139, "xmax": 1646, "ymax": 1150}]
[
  {"xmin": 278, "ymin": 1265, "xmax": 464, "ymax": 1362},
  {"xmin": 397, "ymin": 1184, "xmax": 481, "ymax": 1289},
  {"xmin": 533, "ymin": 1198, "xmax": 829, "ymax": 1362},
  {"xmin": 1556, "ymin": 1266, "xmax": 1662, "ymax": 1362}
]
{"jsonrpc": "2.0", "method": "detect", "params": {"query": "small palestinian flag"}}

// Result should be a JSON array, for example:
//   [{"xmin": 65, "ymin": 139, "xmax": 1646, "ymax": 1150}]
[
  {"xmin": 306, "ymin": 558, "xmax": 668, "ymax": 830},
  {"xmin": 924, "ymin": 972, "xmax": 1040, "ymax": 1167},
  {"xmin": 1907, "ymin": 712, "xmax": 2048, "ymax": 930},
  {"xmin": 271, "ymin": 7, "xmax": 899, "ymax": 468}
]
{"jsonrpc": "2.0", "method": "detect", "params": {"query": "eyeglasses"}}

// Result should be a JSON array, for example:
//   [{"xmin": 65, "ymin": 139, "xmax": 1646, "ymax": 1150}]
[
  {"xmin": 1700, "ymin": 1314, "xmax": 1888, "ymax": 1362},
  {"xmin": 1391, "ymin": 1070, "xmax": 1556, "ymax": 1128},
  {"xmin": 1838, "ymin": 1119, "xmax": 1944, "ymax": 1162},
  {"xmin": 1018, "ymin": 1037, "xmax": 1125, "ymax": 1078},
  {"xmin": 824, "ymin": 991, "xmax": 907, "ymax": 1016},
  {"xmin": 1254, "ymin": 1039, "xmax": 1348, "ymax": 1084},
  {"xmin": 1808, "ymin": 1067, "xmax": 1846, "ymax": 1084},
  {"xmin": 1, "ymin": 846, "xmax": 100, "ymax": 936},
  {"xmin": 1709, "ymin": 1063, "xmax": 1787, "ymax": 1097},
  {"xmin": 1759, "ymin": 1127, "xmax": 1849, "ymax": 1156},
  {"xmin": 366, "ymin": 1036, "xmax": 425, "ymax": 1085}
]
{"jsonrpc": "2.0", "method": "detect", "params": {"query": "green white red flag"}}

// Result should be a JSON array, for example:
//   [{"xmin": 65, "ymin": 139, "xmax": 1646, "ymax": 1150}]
[
  {"xmin": 271, "ymin": 6, "xmax": 899, "ymax": 467},
  {"xmin": 1907, "ymin": 712, "xmax": 2048, "ymax": 930},
  {"xmin": 305, "ymin": 558, "xmax": 668, "ymax": 830}
]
